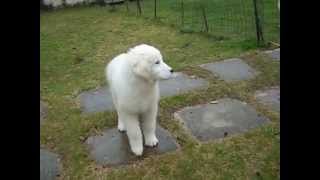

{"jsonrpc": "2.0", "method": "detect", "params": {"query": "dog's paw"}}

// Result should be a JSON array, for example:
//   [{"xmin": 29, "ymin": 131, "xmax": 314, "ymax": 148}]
[
  {"xmin": 131, "ymin": 145, "xmax": 143, "ymax": 156},
  {"xmin": 117, "ymin": 123, "xmax": 126, "ymax": 132},
  {"xmin": 118, "ymin": 127, "xmax": 126, "ymax": 133},
  {"xmin": 145, "ymin": 136, "xmax": 159, "ymax": 147}
]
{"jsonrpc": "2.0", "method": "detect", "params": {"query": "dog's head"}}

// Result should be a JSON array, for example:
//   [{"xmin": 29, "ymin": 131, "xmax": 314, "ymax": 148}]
[{"xmin": 128, "ymin": 44, "xmax": 173, "ymax": 81}]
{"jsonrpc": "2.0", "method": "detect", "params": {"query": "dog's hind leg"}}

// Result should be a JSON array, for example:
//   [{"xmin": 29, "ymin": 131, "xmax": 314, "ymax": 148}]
[
  {"xmin": 117, "ymin": 116, "xmax": 126, "ymax": 132},
  {"xmin": 121, "ymin": 112, "xmax": 143, "ymax": 156},
  {"xmin": 141, "ymin": 105, "xmax": 159, "ymax": 147},
  {"xmin": 114, "ymin": 97, "xmax": 125, "ymax": 132},
  {"xmin": 110, "ymin": 88, "xmax": 125, "ymax": 132}
]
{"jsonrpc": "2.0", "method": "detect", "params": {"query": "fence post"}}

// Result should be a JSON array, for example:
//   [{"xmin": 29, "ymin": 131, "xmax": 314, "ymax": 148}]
[
  {"xmin": 252, "ymin": 0, "xmax": 264, "ymax": 45},
  {"xmin": 137, "ymin": 0, "xmax": 142, "ymax": 15},
  {"xmin": 97, "ymin": 0, "xmax": 106, "ymax": 6},
  {"xmin": 110, "ymin": 0, "xmax": 116, "ymax": 11},
  {"xmin": 200, "ymin": 5, "xmax": 209, "ymax": 33},
  {"xmin": 181, "ymin": 0, "xmax": 184, "ymax": 27},
  {"xmin": 154, "ymin": 0, "xmax": 157, "ymax": 18},
  {"xmin": 126, "ymin": 0, "xmax": 129, "ymax": 12}
]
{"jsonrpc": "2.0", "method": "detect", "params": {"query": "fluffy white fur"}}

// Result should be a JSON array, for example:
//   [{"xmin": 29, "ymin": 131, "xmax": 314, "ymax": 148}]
[{"xmin": 106, "ymin": 44, "xmax": 173, "ymax": 156}]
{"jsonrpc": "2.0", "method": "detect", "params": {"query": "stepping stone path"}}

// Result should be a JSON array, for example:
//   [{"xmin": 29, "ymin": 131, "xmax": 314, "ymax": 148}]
[
  {"xmin": 41, "ymin": 103, "xmax": 61, "ymax": 180},
  {"xmin": 40, "ymin": 149, "xmax": 61, "ymax": 180},
  {"xmin": 78, "ymin": 72, "xmax": 208, "ymax": 113},
  {"xmin": 264, "ymin": 48, "xmax": 280, "ymax": 61},
  {"xmin": 78, "ymin": 86, "xmax": 114, "ymax": 113},
  {"xmin": 40, "ymin": 101, "xmax": 48, "ymax": 124},
  {"xmin": 254, "ymin": 86, "xmax": 280, "ymax": 113},
  {"xmin": 174, "ymin": 98, "xmax": 269, "ymax": 141},
  {"xmin": 199, "ymin": 58, "xmax": 258, "ymax": 82},
  {"xmin": 85, "ymin": 126, "xmax": 179, "ymax": 166}
]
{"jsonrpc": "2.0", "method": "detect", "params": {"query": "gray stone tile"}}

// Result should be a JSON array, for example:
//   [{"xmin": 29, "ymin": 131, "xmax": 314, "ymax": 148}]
[
  {"xmin": 78, "ymin": 86, "xmax": 114, "ymax": 113},
  {"xmin": 159, "ymin": 72, "xmax": 209, "ymax": 97},
  {"xmin": 40, "ymin": 149, "xmax": 60, "ymax": 180},
  {"xmin": 254, "ymin": 86, "xmax": 280, "ymax": 112},
  {"xmin": 199, "ymin": 58, "xmax": 258, "ymax": 82},
  {"xmin": 264, "ymin": 48, "xmax": 280, "ymax": 61},
  {"xmin": 78, "ymin": 72, "xmax": 208, "ymax": 113},
  {"xmin": 174, "ymin": 98, "xmax": 269, "ymax": 141},
  {"xmin": 85, "ymin": 126, "xmax": 179, "ymax": 166}
]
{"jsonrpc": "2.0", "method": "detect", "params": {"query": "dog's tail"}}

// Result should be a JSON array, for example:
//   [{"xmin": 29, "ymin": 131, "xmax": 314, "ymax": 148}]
[{"xmin": 105, "ymin": 64, "xmax": 112, "ymax": 87}]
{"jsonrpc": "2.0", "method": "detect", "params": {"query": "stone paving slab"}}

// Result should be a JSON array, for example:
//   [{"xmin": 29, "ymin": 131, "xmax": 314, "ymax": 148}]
[
  {"xmin": 174, "ymin": 98, "xmax": 269, "ymax": 141},
  {"xmin": 40, "ymin": 101, "xmax": 48, "ymax": 124},
  {"xmin": 199, "ymin": 58, "xmax": 258, "ymax": 82},
  {"xmin": 264, "ymin": 48, "xmax": 280, "ymax": 61},
  {"xmin": 254, "ymin": 86, "xmax": 280, "ymax": 113},
  {"xmin": 78, "ymin": 86, "xmax": 114, "ymax": 113},
  {"xmin": 78, "ymin": 72, "xmax": 209, "ymax": 113},
  {"xmin": 40, "ymin": 149, "xmax": 60, "ymax": 180},
  {"xmin": 85, "ymin": 126, "xmax": 179, "ymax": 166},
  {"xmin": 159, "ymin": 72, "xmax": 209, "ymax": 97}
]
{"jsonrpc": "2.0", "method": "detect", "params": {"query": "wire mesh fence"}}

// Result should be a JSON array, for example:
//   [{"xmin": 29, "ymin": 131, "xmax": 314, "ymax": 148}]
[
  {"xmin": 40, "ymin": 0, "xmax": 279, "ymax": 46},
  {"xmin": 119, "ymin": 0, "xmax": 279, "ymax": 46},
  {"xmin": 260, "ymin": 0, "xmax": 280, "ymax": 44}
]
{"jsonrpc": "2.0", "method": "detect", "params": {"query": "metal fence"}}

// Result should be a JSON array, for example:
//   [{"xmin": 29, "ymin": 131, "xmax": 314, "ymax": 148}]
[
  {"xmin": 125, "ymin": 0, "xmax": 280, "ymax": 46},
  {"xmin": 41, "ymin": 0, "xmax": 280, "ymax": 46}
]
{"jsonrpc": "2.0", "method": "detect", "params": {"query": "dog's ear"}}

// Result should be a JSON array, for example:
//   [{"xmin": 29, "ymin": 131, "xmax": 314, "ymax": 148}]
[{"xmin": 132, "ymin": 58, "xmax": 151, "ymax": 81}]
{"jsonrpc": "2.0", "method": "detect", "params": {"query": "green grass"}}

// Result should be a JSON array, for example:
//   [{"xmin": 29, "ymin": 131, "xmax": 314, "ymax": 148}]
[{"xmin": 40, "ymin": 4, "xmax": 279, "ymax": 180}]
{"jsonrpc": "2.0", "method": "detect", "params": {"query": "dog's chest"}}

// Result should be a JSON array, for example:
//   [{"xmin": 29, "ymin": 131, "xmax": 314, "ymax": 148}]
[{"xmin": 128, "ymin": 83, "xmax": 159, "ymax": 112}]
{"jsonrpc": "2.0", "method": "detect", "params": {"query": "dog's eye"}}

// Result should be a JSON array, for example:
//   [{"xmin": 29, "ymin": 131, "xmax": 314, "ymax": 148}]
[{"xmin": 155, "ymin": 61, "xmax": 160, "ymax": 64}]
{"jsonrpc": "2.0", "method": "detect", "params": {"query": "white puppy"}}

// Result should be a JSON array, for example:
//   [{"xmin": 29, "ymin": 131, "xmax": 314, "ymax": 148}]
[{"xmin": 106, "ymin": 44, "xmax": 173, "ymax": 156}]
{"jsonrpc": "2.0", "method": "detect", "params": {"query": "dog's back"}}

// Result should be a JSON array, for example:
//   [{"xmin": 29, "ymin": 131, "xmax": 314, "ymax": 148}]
[
  {"xmin": 106, "ymin": 53, "xmax": 127, "ymax": 85},
  {"xmin": 106, "ymin": 53, "xmax": 129, "ymax": 109}
]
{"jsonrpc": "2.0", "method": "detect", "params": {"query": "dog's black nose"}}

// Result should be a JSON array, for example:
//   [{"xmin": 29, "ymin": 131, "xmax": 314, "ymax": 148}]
[{"xmin": 170, "ymin": 69, "xmax": 174, "ymax": 73}]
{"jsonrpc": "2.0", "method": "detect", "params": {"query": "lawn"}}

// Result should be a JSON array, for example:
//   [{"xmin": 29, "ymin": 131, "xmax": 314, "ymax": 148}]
[{"xmin": 40, "ymin": 3, "xmax": 279, "ymax": 180}]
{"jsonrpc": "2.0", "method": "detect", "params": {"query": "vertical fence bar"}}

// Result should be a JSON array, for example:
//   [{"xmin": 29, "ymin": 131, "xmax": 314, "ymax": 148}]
[
  {"xmin": 200, "ymin": 5, "xmax": 209, "ymax": 33},
  {"xmin": 110, "ymin": 0, "xmax": 116, "ymax": 11},
  {"xmin": 126, "ymin": 0, "xmax": 129, "ymax": 12},
  {"xmin": 181, "ymin": 0, "xmax": 184, "ymax": 27},
  {"xmin": 253, "ymin": 0, "xmax": 264, "ymax": 45},
  {"xmin": 154, "ymin": 0, "xmax": 157, "ymax": 18},
  {"xmin": 137, "ymin": 0, "xmax": 142, "ymax": 15}
]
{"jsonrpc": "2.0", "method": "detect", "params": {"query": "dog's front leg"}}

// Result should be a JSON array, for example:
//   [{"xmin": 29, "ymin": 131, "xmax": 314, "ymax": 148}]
[
  {"xmin": 121, "ymin": 113, "xmax": 143, "ymax": 156},
  {"xmin": 142, "ymin": 105, "xmax": 159, "ymax": 147}
]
